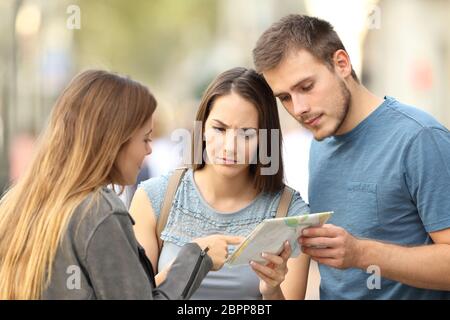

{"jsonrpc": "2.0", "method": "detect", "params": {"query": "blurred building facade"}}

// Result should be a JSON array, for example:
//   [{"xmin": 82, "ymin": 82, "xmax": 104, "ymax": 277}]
[
  {"xmin": 3, "ymin": 0, "xmax": 449, "ymax": 190},
  {"xmin": 363, "ymin": 0, "xmax": 450, "ymax": 129}
]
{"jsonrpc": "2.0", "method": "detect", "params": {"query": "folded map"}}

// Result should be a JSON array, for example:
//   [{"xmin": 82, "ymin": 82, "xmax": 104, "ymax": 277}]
[{"xmin": 225, "ymin": 211, "xmax": 333, "ymax": 266}]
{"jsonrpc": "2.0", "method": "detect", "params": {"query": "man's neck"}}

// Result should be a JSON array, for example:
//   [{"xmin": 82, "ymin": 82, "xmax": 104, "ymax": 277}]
[{"xmin": 336, "ymin": 81, "xmax": 384, "ymax": 135}]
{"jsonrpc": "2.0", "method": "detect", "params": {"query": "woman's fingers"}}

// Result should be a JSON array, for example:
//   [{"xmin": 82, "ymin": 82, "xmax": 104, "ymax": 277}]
[
  {"xmin": 222, "ymin": 235, "xmax": 245, "ymax": 245},
  {"xmin": 250, "ymin": 260, "xmax": 284, "ymax": 281},
  {"xmin": 279, "ymin": 241, "xmax": 292, "ymax": 260},
  {"xmin": 261, "ymin": 252, "xmax": 284, "ymax": 266},
  {"xmin": 252, "ymin": 269, "xmax": 279, "ymax": 287},
  {"xmin": 250, "ymin": 243, "xmax": 293, "ymax": 294},
  {"xmin": 260, "ymin": 241, "xmax": 291, "ymax": 266}
]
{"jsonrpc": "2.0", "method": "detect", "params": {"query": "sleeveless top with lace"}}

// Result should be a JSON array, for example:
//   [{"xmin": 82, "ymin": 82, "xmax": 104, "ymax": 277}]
[{"xmin": 138, "ymin": 169, "xmax": 309, "ymax": 300}]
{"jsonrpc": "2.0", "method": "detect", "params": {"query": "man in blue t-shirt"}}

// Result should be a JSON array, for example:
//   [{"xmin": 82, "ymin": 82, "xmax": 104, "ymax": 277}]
[{"xmin": 253, "ymin": 14, "xmax": 450, "ymax": 299}]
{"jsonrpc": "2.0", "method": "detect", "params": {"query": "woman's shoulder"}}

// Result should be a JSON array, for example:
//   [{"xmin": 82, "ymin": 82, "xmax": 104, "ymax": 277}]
[
  {"xmin": 138, "ymin": 171, "xmax": 172, "ymax": 195},
  {"xmin": 75, "ymin": 187, "xmax": 128, "ymax": 220},
  {"xmin": 71, "ymin": 188, "xmax": 130, "ymax": 233},
  {"xmin": 285, "ymin": 187, "xmax": 310, "ymax": 217},
  {"xmin": 66, "ymin": 187, "xmax": 133, "ymax": 260},
  {"xmin": 137, "ymin": 168, "xmax": 191, "ymax": 217},
  {"xmin": 258, "ymin": 186, "xmax": 309, "ymax": 217}
]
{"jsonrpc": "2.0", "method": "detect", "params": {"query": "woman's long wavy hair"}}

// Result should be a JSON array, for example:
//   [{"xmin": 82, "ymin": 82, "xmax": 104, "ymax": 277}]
[{"xmin": 0, "ymin": 70, "xmax": 157, "ymax": 299}]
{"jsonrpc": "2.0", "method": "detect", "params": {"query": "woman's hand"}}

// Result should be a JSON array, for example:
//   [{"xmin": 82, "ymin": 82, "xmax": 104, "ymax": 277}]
[
  {"xmin": 155, "ymin": 259, "xmax": 174, "ymax": 286},
  {"xmin": 250, "ymin": 241, "xmax": 292, "ymax": 299},
  {"xmin": 192, "ymin": 235, "xmax": 244, "ymax": 271}
]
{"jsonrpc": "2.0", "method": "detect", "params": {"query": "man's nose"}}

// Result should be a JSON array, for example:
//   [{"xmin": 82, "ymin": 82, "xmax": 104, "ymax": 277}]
[{"xmin": 292, "ymin": 94, "xmax": 310, "ymax": 116}]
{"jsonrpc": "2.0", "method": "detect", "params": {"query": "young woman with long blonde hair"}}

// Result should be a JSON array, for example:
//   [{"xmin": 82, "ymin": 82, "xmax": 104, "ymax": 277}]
[{"xmin": 0, "ymin": 70, "xmax": 240, "ymax": 299}]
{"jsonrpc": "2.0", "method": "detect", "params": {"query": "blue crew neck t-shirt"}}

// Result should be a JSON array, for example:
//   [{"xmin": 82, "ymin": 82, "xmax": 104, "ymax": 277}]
[{"xmin": 309, "ymin": 96, "xmax": 450, "ymax": 299}]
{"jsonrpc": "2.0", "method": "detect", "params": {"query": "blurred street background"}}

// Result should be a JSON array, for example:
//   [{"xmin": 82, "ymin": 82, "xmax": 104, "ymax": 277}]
[{"xmin": 1, "ymin": 0, "xmax": 450, "ymax": 299}]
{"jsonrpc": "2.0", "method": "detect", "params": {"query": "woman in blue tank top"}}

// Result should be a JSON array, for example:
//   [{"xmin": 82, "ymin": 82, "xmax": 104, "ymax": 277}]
[{"xmin": 130, "ymin": 68, "xmax": 311, "ymax": 299}]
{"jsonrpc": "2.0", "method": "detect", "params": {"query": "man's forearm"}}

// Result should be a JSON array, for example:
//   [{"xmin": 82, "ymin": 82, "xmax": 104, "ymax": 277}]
[{"xmin": 355, "ymin": 239, "xmax": 450, "ymax": 291}]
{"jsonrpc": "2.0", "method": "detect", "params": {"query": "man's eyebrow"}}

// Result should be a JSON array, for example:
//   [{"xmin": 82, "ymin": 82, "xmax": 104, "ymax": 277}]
[{"xmin": 273, "ymin": 76, "xmax": 314, "ymax": 97}]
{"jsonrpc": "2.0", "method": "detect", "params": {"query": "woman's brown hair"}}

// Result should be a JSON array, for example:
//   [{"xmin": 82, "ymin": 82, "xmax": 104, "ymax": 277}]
[{"xmin": 192, "ymin": 67, "xmax": 284, "ymax": 193}]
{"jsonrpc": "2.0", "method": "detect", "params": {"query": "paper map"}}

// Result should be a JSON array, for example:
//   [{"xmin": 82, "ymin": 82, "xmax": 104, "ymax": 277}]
[{"xmin": 225, "ymin": 211, "xmax": 333, "ymax": 266}]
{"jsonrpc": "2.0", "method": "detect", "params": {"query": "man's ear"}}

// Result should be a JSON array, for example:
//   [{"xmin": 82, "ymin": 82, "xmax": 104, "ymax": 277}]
[{"xmin": 333, "ymin": 49, "xmax": 353, "ymax": 79}]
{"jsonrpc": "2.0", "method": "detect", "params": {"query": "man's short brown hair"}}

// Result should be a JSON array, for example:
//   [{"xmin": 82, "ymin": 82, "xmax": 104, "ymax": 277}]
[{"xmin": 253, "ymin": 14, "xmax": 358, "ymax": 82}]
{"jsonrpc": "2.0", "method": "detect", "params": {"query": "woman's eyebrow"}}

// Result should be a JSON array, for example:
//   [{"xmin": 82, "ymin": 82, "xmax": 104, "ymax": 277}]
[
  {"xmin": 212, "ymin": 119, "xmax": 257, "ymax": 131},
  {"xmin": 145, "ymin": 129, "xmax": 153, "ymax": 136},
  {"xmin": 212, "ymin": 119, "xmax": 229, "ymax": 127}
]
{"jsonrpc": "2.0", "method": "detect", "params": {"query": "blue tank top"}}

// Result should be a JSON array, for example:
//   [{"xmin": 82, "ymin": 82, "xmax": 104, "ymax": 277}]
[{"xmin": 138, "ymin": 169, "xmax": 309, "ymax": 299}]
